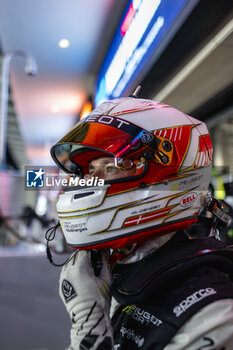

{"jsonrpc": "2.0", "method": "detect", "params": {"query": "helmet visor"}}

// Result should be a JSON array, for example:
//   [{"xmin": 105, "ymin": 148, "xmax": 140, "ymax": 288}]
[{"xmin": 51, "ymin": 115, "xmax": 160, "ymax": 176}]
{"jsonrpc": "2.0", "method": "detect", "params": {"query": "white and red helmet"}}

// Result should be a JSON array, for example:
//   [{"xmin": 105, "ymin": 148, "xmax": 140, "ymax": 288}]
[{"xmin": 51, "ymin": 97, "xmax": 213, "ymax": 249}]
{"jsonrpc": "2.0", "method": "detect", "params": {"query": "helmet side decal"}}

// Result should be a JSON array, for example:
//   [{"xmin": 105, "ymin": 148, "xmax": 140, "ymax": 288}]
[
  {"xmin": 163, "ymin": 207, "xmax": 198, "ymax": 223},
  {"xmin": 58, "ymin": 185, "xmax": 196, "ymax": 230},
  {"xmin": 152, "ymin": 124, "xmax": 193, "ymax": 142},
  {"xmin": 153, "ymin": 124, "xmax": 194, "ymax": 172},
  {"xmin": 123, "ymin": 206, "xmax": 174, "ymax": 227},
  {"xmin": 179, "ymin": 126, "xmax": 213, "ymax": 173},
  {"xmin": 194, "ymin": 135, "xmax": 213, "ymax": 168},
  {"xmin": 58, "ymin": 197, "xmax": 145, "ymax": 220},
  {"xmin": 92, "ymin": 187, "xmax": 199, "ymax": 234}
]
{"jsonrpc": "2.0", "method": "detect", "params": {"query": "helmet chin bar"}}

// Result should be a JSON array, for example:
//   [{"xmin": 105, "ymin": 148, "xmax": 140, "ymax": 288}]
[
  {"xmin": 44, "ymin": 217, "xmax": 196, "ymax": 268},
  {"xmin": 71, "ymin": 217, "xmax": 198, "ymax": 250},
  {"xmin": 56, "ymin": 166, "xmax": 210, "ymax": 250}
]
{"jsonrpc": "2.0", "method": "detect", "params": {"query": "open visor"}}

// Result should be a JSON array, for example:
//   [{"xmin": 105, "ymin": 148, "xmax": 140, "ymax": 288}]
[{"xmin": 50, "ymin": 115, "xmax": 160, "ymax": 177}]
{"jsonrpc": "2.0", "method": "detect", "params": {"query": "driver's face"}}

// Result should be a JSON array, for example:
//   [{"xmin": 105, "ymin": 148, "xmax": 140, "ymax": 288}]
[{"xmin": 88, "ymin": 157, "xmax": 136, "ymax": 181}]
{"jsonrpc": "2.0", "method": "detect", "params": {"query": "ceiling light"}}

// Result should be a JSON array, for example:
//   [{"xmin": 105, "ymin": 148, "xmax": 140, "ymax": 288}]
[
  {"xmin": 80, "ymin": 100, "xmax": 92, "ymax": 119},
  {"xmin": 51, "ymin": 105, "xmax": 60, "ymax": 113},
  {"xmin": 58, "ymin": 39, "xmax": 70, "ymax": 48}
]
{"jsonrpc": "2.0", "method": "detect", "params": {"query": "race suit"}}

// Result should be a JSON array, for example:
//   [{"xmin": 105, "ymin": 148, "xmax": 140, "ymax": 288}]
[{"xmin": 59, "ymin": 231, "xmax": 233, "ymax": 350}]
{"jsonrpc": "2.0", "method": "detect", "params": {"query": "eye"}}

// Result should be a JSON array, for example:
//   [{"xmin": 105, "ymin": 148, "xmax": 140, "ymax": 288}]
[
  {"xmin": 88, "ymin": 164, "xmax": 94, "ymax": 174},
  {"xmin": 105, "ymin": 166, "xmax": 117, "ymax": 174}
]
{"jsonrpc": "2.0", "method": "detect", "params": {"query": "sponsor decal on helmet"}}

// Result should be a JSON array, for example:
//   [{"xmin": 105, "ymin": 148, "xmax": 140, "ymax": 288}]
[
  {"xmin": 140, "ymin": 130, "xmax": 155, "ymax": 144},
  {"xmin": 131, "ymin": 204, "xmax": 160, "ymax": 216},
  {"xmin": 124, "ymin": 206, "xmax": 172, "ymax": 227},
  {"xmin": 171, "ymin": 182, "xmax": 180, "ymax": 192},
  {"xmin": 173, "ymin": 287, "xmax": 217, "ymax": 317},
  {"xmin": 82, "ymin": 114, "xmax": 130, "ymax": 130},
  {"xmin": 179, "ymin": 175, "xmax": 204, "ymax": 190},
  {"xmin": 64, "ymin": 222, "xmax": 87, "ymax": 233},
  {"xmin": 180, "ymin": 192, "xmax": 197, "ymax": 207}
]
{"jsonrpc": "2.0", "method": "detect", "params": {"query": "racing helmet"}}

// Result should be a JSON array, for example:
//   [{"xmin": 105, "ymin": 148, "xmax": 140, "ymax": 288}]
[{"xmin": 51, "ymin": 97, "xmax": 213, "ymax": 249}]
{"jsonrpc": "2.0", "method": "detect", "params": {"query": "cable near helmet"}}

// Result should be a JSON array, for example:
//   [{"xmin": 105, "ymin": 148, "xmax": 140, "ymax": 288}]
[{"xmin": 50, "ymin": 97, "xmax": 213, "ymax": 250}]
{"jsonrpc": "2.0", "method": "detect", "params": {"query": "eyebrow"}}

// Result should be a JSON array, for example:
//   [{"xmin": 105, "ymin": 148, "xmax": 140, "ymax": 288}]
[
  {"xmin": 103, "ymin": 160, "xmax": 114, "ymax": 165},
  {"xmin": 92, "ymin": 158, "xmax": 114, "ymax": 165}
]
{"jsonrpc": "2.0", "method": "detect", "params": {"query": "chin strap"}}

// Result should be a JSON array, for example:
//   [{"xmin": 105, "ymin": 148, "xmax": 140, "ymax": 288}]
[{"xmin": 109, "ymin": 242, "xmax": 143, "ymax": 265}]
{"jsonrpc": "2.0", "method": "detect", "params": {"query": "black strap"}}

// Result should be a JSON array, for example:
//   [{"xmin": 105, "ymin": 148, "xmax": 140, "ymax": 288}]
[{"xmin": 112, "ymin": 232, "xmax": 230, "ymax": 303}]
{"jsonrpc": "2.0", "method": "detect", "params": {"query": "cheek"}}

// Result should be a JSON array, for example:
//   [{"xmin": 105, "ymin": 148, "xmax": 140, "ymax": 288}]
[
  {"xmin": 104, "ymin": 173, "xmax": 120, "ymax": 180},
  {"xmin": 107, "ymin": 168, "xmax": 136, "ymax": 180}
]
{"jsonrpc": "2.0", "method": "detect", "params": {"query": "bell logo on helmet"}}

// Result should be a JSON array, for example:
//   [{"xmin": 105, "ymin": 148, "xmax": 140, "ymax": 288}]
[{"xmin": 180, "ymin": 192, "xmax": 197, "ymax": 207}]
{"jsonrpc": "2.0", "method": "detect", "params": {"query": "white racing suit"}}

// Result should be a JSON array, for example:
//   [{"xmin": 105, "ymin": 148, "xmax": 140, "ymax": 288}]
[{"xmin": 59, "ymin": 232, "xmax": 233, "ymax": 349}]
